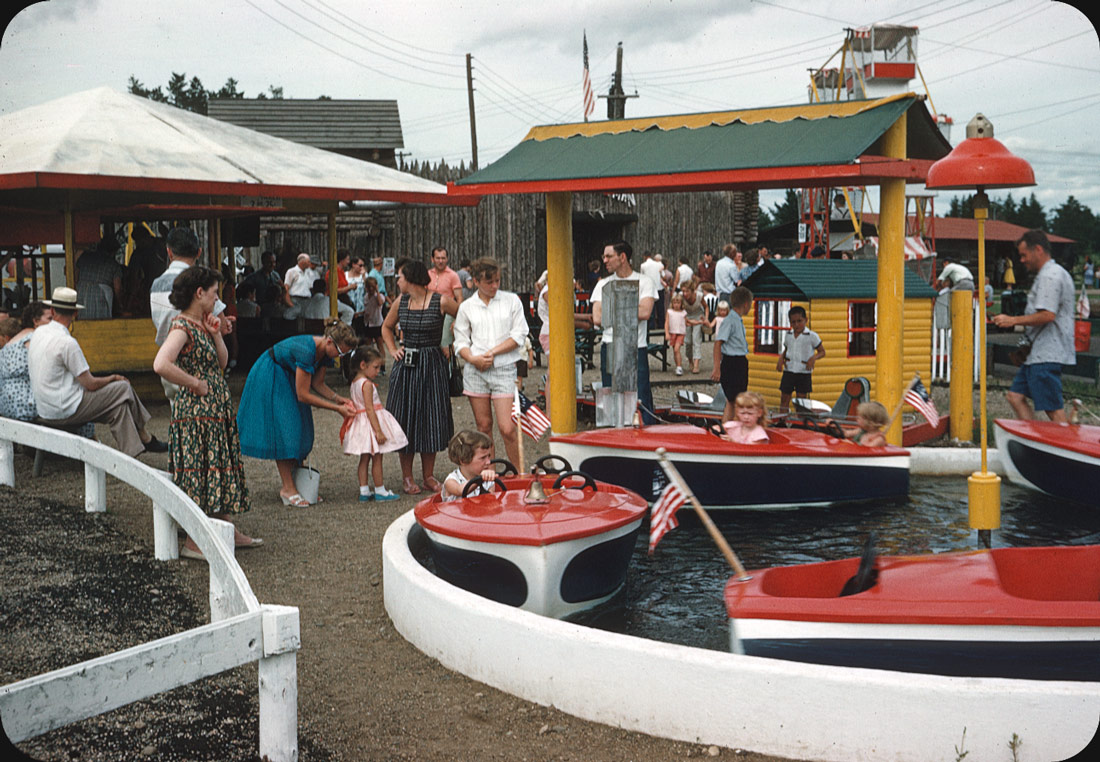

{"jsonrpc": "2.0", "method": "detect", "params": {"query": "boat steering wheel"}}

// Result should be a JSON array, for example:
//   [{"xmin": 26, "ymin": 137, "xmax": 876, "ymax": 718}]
[
  {"xmin": 794, "ymin": 414, "xmax": 847, "ymax": 440},
  {"xmin": 552, "ymin": 470, "xmax": 598, "ymax": 492},
  {"xmin": 489, "ymin": 458, "xmax": 518, "ymax": 476},
  {"xmin": 706, "ymin": 422, "xmax": 725, "ymax": 438},
  {"xmin": 462, "ymin": 476, "xmax": 507, "ymax": 498},
  {"xmin": 530, "ymin": 454, "xmax": 572, "ymax": 474}
]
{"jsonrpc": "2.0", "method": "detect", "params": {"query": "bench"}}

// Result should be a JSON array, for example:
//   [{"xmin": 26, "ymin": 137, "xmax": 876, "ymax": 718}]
[
  {"xmin": 647, "ymin": 329, "xmax": 669, "ymax": 372},
  {"xmin": 30, "ymin": 418, "xmax": 94, "ymax": 477}
]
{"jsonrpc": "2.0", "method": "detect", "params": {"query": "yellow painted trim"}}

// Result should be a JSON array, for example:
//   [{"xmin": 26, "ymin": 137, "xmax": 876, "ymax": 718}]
[
  {"xmin": 524, "ymin": 93, "xmax": 917, "ymax": 142},
  {"xmin": 546, "ymin": 192, "xmax": 576, "ymax": 434}
]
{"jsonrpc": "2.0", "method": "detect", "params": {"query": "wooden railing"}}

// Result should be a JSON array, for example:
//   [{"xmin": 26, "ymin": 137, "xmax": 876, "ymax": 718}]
[{"xmin": 0, "ymin": 419, "xmax": 300, "ymax": 762}]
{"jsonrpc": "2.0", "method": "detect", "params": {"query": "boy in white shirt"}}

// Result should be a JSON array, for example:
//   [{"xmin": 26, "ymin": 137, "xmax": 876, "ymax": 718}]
[{"xmin": 776, "ymin": 305, "xmax": 826, "ymax": 414}]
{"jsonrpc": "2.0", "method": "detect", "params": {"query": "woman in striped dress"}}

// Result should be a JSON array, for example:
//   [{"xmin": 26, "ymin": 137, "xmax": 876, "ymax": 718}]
[{"xmin": 382, "ymin": 258, "xmax": 458, "ymax": 494}]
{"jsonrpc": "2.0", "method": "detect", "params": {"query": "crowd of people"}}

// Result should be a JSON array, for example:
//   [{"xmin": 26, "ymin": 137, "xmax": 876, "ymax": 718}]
[{"xmin": 0, "ymin": 226, "xmax": 1083, "ymax": 560}]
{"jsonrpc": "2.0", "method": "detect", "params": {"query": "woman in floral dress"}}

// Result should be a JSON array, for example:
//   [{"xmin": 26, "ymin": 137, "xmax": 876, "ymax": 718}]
[{"xmin": 153, "ymin": 266, "xmax": 259, "ymax": 559}]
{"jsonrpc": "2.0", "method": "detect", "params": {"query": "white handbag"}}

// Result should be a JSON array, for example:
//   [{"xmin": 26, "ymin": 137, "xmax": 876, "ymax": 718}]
[{"xmin": 292, "ymin": 460, "xmax": 321, "ymax": 504}]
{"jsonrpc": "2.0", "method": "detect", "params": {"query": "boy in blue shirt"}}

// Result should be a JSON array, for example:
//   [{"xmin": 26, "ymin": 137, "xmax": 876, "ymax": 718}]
[{"xmin": 711, "ymin": 287, "xmax": 754, "ymax": 425}]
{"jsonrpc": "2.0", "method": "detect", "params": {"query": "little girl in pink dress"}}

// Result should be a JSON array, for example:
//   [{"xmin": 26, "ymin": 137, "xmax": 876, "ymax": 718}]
[{"xmin": 341, "ymin": 347, "xmax": 408, "ymax": 501}]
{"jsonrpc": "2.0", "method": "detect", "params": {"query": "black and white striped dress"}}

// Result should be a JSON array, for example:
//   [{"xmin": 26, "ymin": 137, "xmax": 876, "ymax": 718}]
[{"xmin": 385, "ymin": 292, "xmax": 453, "ymax": 454}]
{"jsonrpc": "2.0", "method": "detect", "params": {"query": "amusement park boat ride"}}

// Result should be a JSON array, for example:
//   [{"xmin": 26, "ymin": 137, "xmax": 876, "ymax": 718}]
[
  {"xmin": 549, "ymin": 423, "xmax": 910, "ymax": 509},
  {"xmin": 724, "ymin": 542, "xmax": 1100, "ymax": 681},
  {"xmin": 413, "ymin": 459, "xmax": 648, "ymax": 619},
  {"xmin": 993, "ymin": 418, "xmax": 1100, "ymax": 506}
]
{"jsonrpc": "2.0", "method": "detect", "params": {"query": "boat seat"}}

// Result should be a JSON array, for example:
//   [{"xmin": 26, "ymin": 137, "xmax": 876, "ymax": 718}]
[{"xmin": 830, "ymin": 377, "xmax": 870, "ymax": 422}]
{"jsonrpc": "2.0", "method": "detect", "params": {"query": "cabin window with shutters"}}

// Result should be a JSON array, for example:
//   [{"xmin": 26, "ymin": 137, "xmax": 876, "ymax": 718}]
[
  {"xmin": 753, "ymin": 299, "xmax": 792, "ymax": 355},
  {"xmin": 848, "ymin": 300, "xmax": 877, "ymax": 357}
]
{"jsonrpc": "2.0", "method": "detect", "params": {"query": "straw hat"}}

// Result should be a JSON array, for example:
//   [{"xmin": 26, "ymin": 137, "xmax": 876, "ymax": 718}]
[{"xmin": 42, "ymin": 286, "xmax": 85, "ymax": 310}]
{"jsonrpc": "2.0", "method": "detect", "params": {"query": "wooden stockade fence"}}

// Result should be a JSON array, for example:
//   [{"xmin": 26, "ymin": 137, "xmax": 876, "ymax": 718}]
[{"xmin": 257, "ymin": 160, "xmax": 759, "ymax": 292}]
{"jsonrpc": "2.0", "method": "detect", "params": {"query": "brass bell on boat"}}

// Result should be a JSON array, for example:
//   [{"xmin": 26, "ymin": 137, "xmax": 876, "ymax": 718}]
[{"xmin": 525, "ymin": 478, "xmax": 550, "ymax": 504}]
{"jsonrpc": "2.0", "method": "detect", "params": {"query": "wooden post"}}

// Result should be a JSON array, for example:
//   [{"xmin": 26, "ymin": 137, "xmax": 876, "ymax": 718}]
[
  {"xmin": 328, "ymin": 213, "xmax": 338, "ymax": 320},
  {"xmin": 152, "ymin": 501, "xmax": 179, "ymax": 561},
  {"xmin": 208, "ymin": 518, "xmax": 236, "ymax": 622},
  {"xmin": 949, "ymin": 289, "xmax": 974, "ymax": 441},
  {"xmin": 876, "ymin": 115, "xmax": 907, "ymax": 445},
  {"xmin": 0, "ymin": 438, "xmax": 13, "ymax": 487},
  {"xmin": 546, "ymin": 192, "xmax": 576, "ymax": 434},
  {"xmin": 259, "ymin": 605, "xmax": 301, "ymax": 762},
  {"xmin": 466, "ymin": 54, "xmax": 478, "ymax": 170},
  {"xmin": 84, "ymin": 462, "xmax": 106, "ymax": 513},
  {"xmin": 63, "ymin": 205, "xmax": 76, "ymax": 289}
]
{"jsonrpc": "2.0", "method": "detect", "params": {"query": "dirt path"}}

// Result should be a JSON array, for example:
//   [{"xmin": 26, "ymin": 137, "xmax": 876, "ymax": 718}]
[{"xmin": 4, "ymin": 360, "xmax": 793, "ymax": 761}]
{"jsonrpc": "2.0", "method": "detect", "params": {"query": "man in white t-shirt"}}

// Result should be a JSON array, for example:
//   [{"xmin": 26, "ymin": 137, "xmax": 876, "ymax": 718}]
[
  {"xmin": 284, "ymin": 253, "xmax": 320, "ymax": 312},
  {"xmin": 638, "ymin": 251, "xmax": 665, "ymax": 329},
  {"xmin": 590, "ymin": 241, "xmax": 658, "ymax": 424},
  {"xmin": 27, "ymin": 287, "xmax": 166, "ymax": 458}
]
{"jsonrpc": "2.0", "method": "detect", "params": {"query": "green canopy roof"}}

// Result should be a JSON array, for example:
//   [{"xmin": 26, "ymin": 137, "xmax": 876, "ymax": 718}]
[
  {"xmin": 451, "ymin": 94, "xmax": 950, "ymax": 195},
  {"xmin": 743, "ymin": 259, "xmax": 939, "ymax": 300}
]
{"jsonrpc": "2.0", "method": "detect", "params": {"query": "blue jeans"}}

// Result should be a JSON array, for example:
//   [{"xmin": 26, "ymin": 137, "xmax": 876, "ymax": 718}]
[{"xmin": 600, "ymin": 343, "xmax": 657, "ymax": 425}]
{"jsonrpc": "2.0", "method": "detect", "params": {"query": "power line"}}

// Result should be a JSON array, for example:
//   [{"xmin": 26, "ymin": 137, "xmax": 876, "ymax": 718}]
[
  {"xmin": 927, "ymin": 28, "xmax": 1099, "ymax": 86},
  {"xmin": 307, "ymin": 0, "xmax": 466, "ymax": 62}
]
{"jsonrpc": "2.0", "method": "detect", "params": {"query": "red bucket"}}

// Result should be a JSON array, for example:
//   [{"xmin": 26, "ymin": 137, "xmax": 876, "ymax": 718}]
[{"xmin": 1075, "ymin": 319, "xmax": 1091, "ymax": 353}]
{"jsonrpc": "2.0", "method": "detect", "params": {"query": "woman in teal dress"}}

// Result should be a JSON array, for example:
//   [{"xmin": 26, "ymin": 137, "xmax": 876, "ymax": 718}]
[
  {"xmin": 152, "ymin": 266, "xmax": 258, "ymax": 558},
  {"xmin": 237, "ymin": 317, "xmax": 357, "ymax": 506}
]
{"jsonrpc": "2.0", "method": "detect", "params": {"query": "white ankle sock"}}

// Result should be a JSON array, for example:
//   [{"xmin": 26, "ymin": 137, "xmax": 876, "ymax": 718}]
[
  {"xmin": 375, "ymin": 486, "xmax": 395, "ymax": 497},
  {"xmin": 360, "ymin": 485, "xmax": 373, "ymax": 496}
]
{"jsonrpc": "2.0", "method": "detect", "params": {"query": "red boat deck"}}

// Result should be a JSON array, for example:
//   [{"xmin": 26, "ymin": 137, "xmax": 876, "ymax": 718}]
[
  {"xmin": 725, "ymin": 546, "xmax": 1100, "ymax": 627},
  {"xmin": 415, "ymin": 475, "xmax": 648, "ymax": 547},
  {"xmin": 552, "ymin": 423, "xmax": 906, "ymax": 458},
  {"xmin": 995, "ymin": 419, "xmax": 1100, "ymax": 459}
]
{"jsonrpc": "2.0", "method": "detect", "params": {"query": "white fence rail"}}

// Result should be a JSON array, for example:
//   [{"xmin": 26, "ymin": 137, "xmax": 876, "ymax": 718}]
[{"xmin": 0, "ymin": 418, "xmax": 300, "ymax": 762}]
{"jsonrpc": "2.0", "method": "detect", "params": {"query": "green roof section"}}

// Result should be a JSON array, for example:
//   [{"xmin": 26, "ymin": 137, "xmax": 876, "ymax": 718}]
[
  {"xmin": 456, "ymin": 96, "xmax": 948, "ymax": 187},
  {"xmin": 743, "ymin": 259, "xmax": 939, "ymax": 300}
]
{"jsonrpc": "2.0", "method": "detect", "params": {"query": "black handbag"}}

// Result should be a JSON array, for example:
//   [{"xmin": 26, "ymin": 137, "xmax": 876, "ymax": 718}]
[{"xmin": 448, "ymin": 353, "xmax": 464, "ymax": 397}]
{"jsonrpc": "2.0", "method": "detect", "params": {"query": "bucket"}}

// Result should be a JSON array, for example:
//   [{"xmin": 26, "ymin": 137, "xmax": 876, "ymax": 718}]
[
  {"xmin": 293, "ymin": 463, "xmax": 321, "ymax": 504},
  {"xmin": 1075, "ymin": 319, "xmax": 1091, "ymax": 353}
]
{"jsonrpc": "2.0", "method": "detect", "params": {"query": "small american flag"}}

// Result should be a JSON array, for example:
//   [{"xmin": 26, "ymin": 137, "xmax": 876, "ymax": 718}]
[
  {"xmin": 904, "ymin": 378, "xmax": 939, "ymax": 428},
  {"xmin": 648, "ymin": 481, "xmax": 687, "ymax": 555},
  {"xmin": 512, "ymin": 388, "xmax": 551, "ymax": 441},
  {"xmin": 582, "ymin": 33, "xmax": 595, "ymax": 122}
]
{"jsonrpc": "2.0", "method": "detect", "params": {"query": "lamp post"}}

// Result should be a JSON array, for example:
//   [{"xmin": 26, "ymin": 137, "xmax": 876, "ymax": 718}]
[{"xmin": 926, "ymin": 114, "xmax": 1035, "ymax": 548}]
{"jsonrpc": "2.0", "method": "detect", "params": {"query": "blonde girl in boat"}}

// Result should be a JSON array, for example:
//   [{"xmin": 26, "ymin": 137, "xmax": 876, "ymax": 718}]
[
  {"xmin": 722, "ymin": 391, "xmax": 769, "ymax": 444},
  {"xmin": 840, "ymin": 401, "xmax": 888, "ymax": 448}
]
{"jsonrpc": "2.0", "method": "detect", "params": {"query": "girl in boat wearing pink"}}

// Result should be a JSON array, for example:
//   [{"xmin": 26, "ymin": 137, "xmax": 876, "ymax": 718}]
[
  {"xmin": 442, "ymin": 430, "xmax": 498, "ymax": 503},
  {"xmin": 722, "ymin": 391, "xmax": 769, "ymax": 444},
  {"xmin": 341, "ymin": 346, "xmax": 407, "ymax": 502}
]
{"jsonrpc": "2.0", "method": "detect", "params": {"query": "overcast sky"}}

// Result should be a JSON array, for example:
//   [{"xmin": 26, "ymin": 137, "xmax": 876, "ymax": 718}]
[{"xmin": 2, "ymin": 0, "xmax": 1098, "ymax": 218}]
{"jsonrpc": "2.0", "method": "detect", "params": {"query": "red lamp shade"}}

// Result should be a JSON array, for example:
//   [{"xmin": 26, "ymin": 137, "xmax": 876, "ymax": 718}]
[{"xmin": 926, "ymin": 113, "xmax": 1035, "ymax": 190}]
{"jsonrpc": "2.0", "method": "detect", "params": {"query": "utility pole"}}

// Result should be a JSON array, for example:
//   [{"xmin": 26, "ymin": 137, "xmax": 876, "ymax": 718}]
[
  {"xmin": 600, "ymin": 42, "xmax": 638, "ymax": 120},
  {"xmin": 466, "ymin": 53, "xmax": 478, "ymax": 171}
]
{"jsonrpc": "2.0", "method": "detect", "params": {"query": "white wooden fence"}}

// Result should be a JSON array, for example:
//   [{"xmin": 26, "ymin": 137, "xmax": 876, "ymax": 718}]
[
  {"xmin": 931, "ymin": 306, "xmax": 982, "ymax": 384},
  {"xmin": 0, "ymin": 419, "xmax": 300, "ymax": 762}
]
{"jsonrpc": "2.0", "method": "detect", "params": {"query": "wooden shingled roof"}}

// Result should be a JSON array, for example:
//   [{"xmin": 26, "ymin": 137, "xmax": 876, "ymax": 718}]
[{"xmin": 207, "ymin": 98, "xmax": 404, "ymax": 151}]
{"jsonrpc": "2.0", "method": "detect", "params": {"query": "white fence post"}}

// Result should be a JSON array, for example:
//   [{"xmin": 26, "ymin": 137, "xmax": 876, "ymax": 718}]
[
  {"xmin": 209, "ymin": 518, "xmax": 237, "ymax": 622},
  {"xmin": 0, "ymin": 438, "xmax": 13, "ymax": 487},
  {"xmin": 259, "ymin": 605, "xmax": 301, "ymax": 762},
  {"xmin": 152, "ymin": 501, "xmax": 179, "ymax": 561},
  {"xmin": 84, "ymin": 463, "xmax": 106, "ymax": 513}
]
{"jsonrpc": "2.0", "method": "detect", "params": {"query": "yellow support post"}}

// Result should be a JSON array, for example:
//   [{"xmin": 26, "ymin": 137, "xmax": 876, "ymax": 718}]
[
  {"xmin": 546, "ymin": 191, "xmax": 576, "ymax": 435},
  {"xmin": 63, "ymin": 205, "xmax": 75, "ymax": 289},
  {"xmin": 876, "ymin": 116, "xmax": 906, "ymax": 445},
  {"xmin": 968, "ymin": 196, "xmax": 1000, "ymax": 541},
  {"xmin": 328, "ymin": 213, "xmax": 338, "ymax": 320},
  {"xmin": 949, "ymin": 290, "xmax": 974, "ymax": 442}
]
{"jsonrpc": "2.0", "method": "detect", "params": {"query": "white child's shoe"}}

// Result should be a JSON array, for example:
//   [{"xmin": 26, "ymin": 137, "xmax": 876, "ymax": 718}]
[{"xmin": 675, "ymin": 366, "xmax": 684, "ymax": 376}]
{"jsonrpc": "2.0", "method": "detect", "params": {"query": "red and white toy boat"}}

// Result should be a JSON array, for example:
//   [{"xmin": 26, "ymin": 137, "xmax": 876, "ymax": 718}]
[
  {"xmin": 414, "ymin": 469, "xmax": 648, "ymax": 619},
  {"xmin": 550, "ymin": 423, "xmax": 909, "ymax": 509},
  {"xmin": 994, "ymin": 419, "xmax": 1100, "ymax": 506},
  {"xmin": 725, "ymin": 544, "xmax": 1100, "ymax": 681}
]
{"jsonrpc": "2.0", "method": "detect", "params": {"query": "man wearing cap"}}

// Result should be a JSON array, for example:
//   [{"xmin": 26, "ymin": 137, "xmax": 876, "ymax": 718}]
[
  {"xmin": 150, "ymin": 227, "xmax": 228, "ymax": 399},
  {"xmin": 27, "ymin": 287, "xmax": 167, "ymax": 458}
]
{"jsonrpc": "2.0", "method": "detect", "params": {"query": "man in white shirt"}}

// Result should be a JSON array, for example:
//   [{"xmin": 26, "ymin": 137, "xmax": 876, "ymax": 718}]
[
  {"xmin": 284, "ymin": 253, "xmax": 320, "ymax": 312},
  {"xmin": 638, "ymin": 251, "xmax": 665, "ymax": 329},
  {"xmin": 28, "ymin": 287, "xmax": 166, "ymax": 458},
  {"xmin": 591, "ymin": 241, "xmax": 658, "ymax": 424},
  {"xmin": 937, "ymin": 258, "xmax": 975, "ymax": 292}
]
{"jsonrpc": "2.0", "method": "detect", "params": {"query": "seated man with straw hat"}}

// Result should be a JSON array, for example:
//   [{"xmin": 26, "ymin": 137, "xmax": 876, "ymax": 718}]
[{"xmin": 27, "ymin": 286, "xmax": 167, "ymax": 458}]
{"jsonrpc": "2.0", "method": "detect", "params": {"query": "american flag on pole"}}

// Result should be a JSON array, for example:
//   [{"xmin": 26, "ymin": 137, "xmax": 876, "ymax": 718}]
[
  {"xmin": 582, "ymin": 32, "xmax": 595, "ymax": 122},
  {"xmin": 904, "ymin": 378, "xmax": 940, "ymax": 428},
  {"xmin": 512, "ymin": 388, "xmax": 551, "ymax": 441},
  {"xmin": 648, "ymin": 481, "xmax": 687, "ymax": 555}
]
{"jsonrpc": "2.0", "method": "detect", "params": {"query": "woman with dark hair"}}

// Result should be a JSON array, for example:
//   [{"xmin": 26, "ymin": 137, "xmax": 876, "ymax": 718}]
[
  {"xmin": 237, "ymin": 312, "xmax": 357, "ymax": 507},
  {"xmin": 0, "ymin": 302, "xmax": 73, "ymax": 424},
  {"xmin": 382, "ymin": 257, "xmax": 458, "ymax": 494},
  {"xmin": 153, "ymin": 266, "xmax": 258, "ymax": 557}
]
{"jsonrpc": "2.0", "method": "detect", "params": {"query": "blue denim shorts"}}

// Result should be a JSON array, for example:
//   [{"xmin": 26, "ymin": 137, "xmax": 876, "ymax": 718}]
[{"xmin": 1010, "ymin": 362, "xmax": 1064, "ymax": 412}]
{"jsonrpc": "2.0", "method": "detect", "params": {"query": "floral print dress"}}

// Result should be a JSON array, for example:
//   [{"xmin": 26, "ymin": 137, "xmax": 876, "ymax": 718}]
[{"xmin": 168, "ymin": 316, "xmax": 250, "ymax": 515}]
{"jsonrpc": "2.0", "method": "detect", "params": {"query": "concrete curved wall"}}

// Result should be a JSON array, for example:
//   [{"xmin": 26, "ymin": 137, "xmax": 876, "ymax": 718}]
[{"xmin": 384, "ymin": 510, "xmax": 1098, "ymax": 762}]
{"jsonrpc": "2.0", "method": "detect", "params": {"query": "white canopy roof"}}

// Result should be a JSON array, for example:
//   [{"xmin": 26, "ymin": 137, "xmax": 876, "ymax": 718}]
[{"xmin": 0, "ymin": 87, "xmax": 454, "ymax": 207}]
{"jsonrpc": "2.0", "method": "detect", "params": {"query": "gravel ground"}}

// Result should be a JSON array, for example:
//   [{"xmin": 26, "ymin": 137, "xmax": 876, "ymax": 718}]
[{"xmin": 1, "ymin": 348, "xmax": 1020, "ymax": 762}]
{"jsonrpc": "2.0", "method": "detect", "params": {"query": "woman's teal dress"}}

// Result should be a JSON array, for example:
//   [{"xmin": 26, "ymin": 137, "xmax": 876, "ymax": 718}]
[{"xmin": 237, "ymin": 335, "xmax": 331, "ymax": 460}]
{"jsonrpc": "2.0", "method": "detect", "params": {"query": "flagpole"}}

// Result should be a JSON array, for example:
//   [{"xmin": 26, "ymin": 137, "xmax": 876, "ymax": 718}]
[
  {"xmin": 656, "ymin": 448, "xmax": 750, "ymax": 580},
  {"xmin": 885, "ymin": 374, "xmax": 920, "ymax": 435},
  {"xmin": 513, "ymin": 382, "xmax": 526, "ymax": 473}
]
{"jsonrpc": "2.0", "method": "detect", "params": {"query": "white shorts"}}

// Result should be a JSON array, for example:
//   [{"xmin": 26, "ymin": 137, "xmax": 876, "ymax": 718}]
[{"xmin": 463, "ymin": 362, "xmax": 517, "ymax": 399}]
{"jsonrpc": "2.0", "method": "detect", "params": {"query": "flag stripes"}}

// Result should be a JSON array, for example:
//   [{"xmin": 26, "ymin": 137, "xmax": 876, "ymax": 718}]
[{"xmin": 648, "ymin": 481, "xmax": 686, "ymax": 554}]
